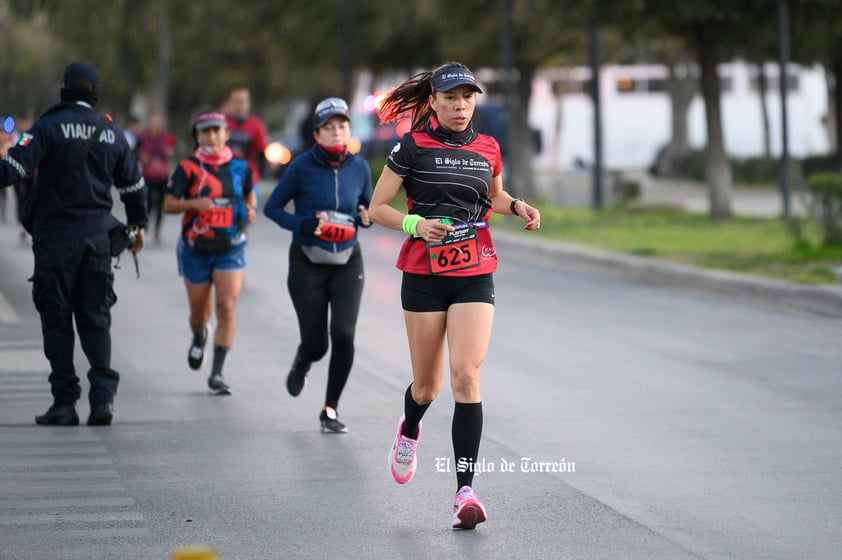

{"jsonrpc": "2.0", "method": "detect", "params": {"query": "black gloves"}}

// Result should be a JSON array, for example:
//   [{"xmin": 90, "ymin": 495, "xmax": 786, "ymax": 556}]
[{"xmin": 299, "ymin": 216, "xmax": 320, "ymax": 235}]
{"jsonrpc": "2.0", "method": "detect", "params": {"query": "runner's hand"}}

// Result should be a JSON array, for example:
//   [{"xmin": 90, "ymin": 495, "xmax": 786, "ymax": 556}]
[
  {"xmin": 516, "ymin": 203, "xmax": 541, "ymax": 231},
  {"xmin": 417, "ymin": 219, "xmax": 454, "ymax": 243},
  {"xmin": 358, "ymin": 205, "xmax": 370, "ymax": 227},
  {"xmin": 193, "ymin": 197, "xmax": 213, "ymax": 212},
  {"xmin": 246, "ymin": 205, "xmax": 258, "ymax": 224}
]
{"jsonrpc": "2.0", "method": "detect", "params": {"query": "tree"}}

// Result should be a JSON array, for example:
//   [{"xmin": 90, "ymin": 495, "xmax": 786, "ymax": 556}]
[
  {"xmin": 789, "ymin": 0, "xmax": 842, "ymax": 161},
  {"xmin": 640, "ymin": 1, "xmax": 762, "ymax": 219},
  {"xmin": 4, "ymin": 0, "xmax": 159, "ymax": 124},
  {"xmin": 0, "ymin": 1, "xmax": 63, "ymax": 117},
  {"xmin": 10, "ymin": 0, "xmax": 839, "ymax": 212},
  {"xmin": 658, "ymin": 50, "xmax": 698, "ymax": 175},
  {"xmin": 590, "ymin": 2, "xmax": 700, "ymax": 178},
  {"xmin": 695, "ymin": 20, "xmax": 733, "ymax": 218},
  {"xmin": 415, "ymin": 0, "xmax": 580, "ymax": 200}
]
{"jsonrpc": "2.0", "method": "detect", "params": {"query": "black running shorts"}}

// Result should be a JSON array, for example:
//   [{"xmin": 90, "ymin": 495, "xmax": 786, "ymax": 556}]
[{"xmin": 401, "ymin": 272, "xmax": 495, "ymax": 312}]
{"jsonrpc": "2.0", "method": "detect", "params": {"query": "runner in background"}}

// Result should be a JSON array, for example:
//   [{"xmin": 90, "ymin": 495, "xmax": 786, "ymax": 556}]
[
  {"xmin": 263, "ymin": 97, "xmax": 372, "ymax": 434},
  {"xmin": 163, "ymin": 111, "xmax": 258, "ymax": 395},
  {"xmin": 135, "ymin": 111, "xmax": 176, "ymax": 244},
  {"xmin": 123, "ymin": 114, "xmax": 142, "ymax": 151},
  {"xmin": 223, "ymin": 87, "xmax": 273, "ymax": 208}
]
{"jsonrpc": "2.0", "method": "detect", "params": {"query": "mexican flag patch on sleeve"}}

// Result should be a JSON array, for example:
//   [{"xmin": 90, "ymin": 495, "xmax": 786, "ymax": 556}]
[{"xmin": 17, "ymin": 133, "xmax": 33, "ymax": 147}]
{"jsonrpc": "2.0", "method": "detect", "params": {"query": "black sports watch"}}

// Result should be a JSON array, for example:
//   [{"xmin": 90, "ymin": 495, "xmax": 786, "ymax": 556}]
[{"xmin": 510, "ymin": 198, "xmax": 524, "ymax": 214}]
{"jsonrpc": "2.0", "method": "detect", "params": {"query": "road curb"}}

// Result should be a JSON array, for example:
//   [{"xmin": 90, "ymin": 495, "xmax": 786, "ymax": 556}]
[{"xmin": 493, "ymin": 230, "xmax": 842, "ymax": 318}]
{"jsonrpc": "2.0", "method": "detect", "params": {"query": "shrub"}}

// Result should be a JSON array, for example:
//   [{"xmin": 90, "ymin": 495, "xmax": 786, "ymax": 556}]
[
  {"xmin": 806, "ymin": 172, "xmax": 842, "ymax": 245},
  {"xmin": 732, "ymin": 157, "xmax": 777, "ymax": 184},
  {"xmin": 656, "ymin": 149, "xmax": 804, "ymax": 185}
]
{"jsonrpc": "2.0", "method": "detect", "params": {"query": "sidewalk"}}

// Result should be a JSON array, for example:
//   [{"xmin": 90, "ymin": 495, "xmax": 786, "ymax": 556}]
[
  {"xmin": 535, "ymin": 168, "xmax": 807, "ymax": 218},
  {"xmin": 493, "ymin": 230, "xmax": 842, "ymax": 317},
  {"xmin": 634, "ymin": 172, "xmax": 807, "ymax": 218},
  {"xmin": 518, "ymin": 168, "xmax": 842, "ymax": 317}
]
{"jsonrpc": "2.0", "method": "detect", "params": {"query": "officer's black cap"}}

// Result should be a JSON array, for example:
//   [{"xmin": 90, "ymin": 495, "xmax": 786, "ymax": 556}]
[{"xmin": 62, "ymin": 62, "xmax": 100, "ymax": 93}]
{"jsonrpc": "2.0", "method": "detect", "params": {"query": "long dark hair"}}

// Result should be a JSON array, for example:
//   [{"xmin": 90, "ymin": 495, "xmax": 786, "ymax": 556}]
[{"xmin": 378, "ymin": 61, "xmax": 471, "ymax": 131}]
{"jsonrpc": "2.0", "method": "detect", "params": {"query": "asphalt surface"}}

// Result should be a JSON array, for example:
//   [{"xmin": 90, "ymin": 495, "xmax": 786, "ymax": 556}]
[{"xmin": 0, "ymin": 208, "xmax": 840, "ymax": 560}]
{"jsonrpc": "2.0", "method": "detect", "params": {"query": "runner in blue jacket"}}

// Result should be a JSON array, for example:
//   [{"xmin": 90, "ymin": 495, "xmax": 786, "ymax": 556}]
[{"xmin": 263, "ymin": 97, "xmax": 372, "ymax": 433}]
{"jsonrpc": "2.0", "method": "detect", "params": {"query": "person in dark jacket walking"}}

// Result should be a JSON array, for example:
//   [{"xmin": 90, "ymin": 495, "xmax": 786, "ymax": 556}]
[
  {"xmin": 264, "ymin": 97, "xmax": 372, "ymax": 433},
  {"xmin": 0, "ymin": 62, "xmax": 148, "ymax": 426}
]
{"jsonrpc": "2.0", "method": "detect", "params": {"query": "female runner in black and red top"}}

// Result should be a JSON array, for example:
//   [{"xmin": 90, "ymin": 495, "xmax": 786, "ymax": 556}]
[
  {"xmin": 164, "ymin": 111, "xmax": 258, "ymax": 395},
  {"xmin": 368, "ymin": 61, "xmax": 541, "ymax": 530}
]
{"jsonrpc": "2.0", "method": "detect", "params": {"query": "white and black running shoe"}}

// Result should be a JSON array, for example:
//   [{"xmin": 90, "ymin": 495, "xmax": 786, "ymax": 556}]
[
  {"xmin": 320, "ymin": 407, "xmax": 348, "ymax": 433},
  {"xmin": 208, "ymin": 373, "xmax": 231, "ymax": 395},
  {"xmin": 188, "ymin": 327, "xmax": 208, "ymax": 370}
]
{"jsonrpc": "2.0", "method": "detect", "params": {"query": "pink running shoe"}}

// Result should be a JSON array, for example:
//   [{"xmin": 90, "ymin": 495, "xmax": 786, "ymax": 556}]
[
  {"xmin": 388, "ymin": 415, "xmax": 420, "ymax": 484},
  {"xmin": 452, "ymin": 486, "xmax": 487, "ymax": 529}
]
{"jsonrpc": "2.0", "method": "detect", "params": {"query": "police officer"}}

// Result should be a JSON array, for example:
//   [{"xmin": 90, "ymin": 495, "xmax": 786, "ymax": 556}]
[{"xmin": 0, "ymin": 62, "xmax": 148, "ymax": 426}]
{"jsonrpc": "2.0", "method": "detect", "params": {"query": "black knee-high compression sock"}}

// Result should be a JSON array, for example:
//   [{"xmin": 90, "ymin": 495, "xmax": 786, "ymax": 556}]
[
  {"xmin": 211, "ymin": 345, "xmax": 229, "ymax": 376},
  {"xmin": 453, "ymin": 401, "xmax": 483, "ymax": 490},
  {"xmin": 401, "ymin": 384, "xmax": 430, "ymax": 439},
  {"xmin": 192, "ymin": 327, "xmax": 207, "ymax": 346}
]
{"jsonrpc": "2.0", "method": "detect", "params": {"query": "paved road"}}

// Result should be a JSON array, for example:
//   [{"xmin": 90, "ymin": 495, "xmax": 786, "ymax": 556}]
[{"xmin": 1, "ymin": 214, "xmax": 840, "ymax": 560}]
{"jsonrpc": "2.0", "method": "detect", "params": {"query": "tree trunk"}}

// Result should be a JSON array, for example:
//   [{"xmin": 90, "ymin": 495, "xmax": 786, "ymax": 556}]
[
  {"xmin": 757, "ymin": 63, "xmax": 772, "ymax": 157},
  {"xmin": 824, "ymin": 62, "xmax": 837, "ymax": 156},
  {"xmin": 655, "ymin": 61, "xmax": 695, "ymax": 177},
  {"xmin": 669, "ymin": 63, "xmax": 694, "ymax": 154},
  {"xmin": 156, "ymin": 0, "xmax": 171, "ymax": 121},
  {"xmin": 696, "ymin": 23, "xmax": 732, "ymax": 219},
  {"xmin": 507, "ymin": 63, "xmax": 538, "ymax": 200},
  {"xmin": 833, "ymin": 56, "xmax": 842, "ymax": 162},
  {"xmin": 551, "ymin": 78, "xmax": 564, "ymax": 173}
]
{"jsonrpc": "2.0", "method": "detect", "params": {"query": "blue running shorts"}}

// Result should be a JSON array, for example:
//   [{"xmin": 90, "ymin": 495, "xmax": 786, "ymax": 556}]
[{"xmin": 177, "ymin": 238, "xmax": 247, "ymax": 284}]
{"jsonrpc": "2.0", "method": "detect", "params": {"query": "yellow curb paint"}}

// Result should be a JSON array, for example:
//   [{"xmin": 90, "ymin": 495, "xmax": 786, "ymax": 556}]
[{"xmin": 172, "ymin": 545, "xmax": 219, "ymax": 560}]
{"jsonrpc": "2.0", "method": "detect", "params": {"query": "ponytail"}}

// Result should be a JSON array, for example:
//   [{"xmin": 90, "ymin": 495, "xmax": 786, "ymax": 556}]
[
  {"xmin": 378, "ymin": 61, "xmax": 476, "ymax": 131},
  {"xmin": 378, "ymin": 70, "xmax": 435, "ymax": 131}
]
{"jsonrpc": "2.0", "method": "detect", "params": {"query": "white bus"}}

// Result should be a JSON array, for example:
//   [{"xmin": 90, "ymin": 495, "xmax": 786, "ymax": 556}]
[{"xmin": 529, "ymin": 61, "xmax": 831, "ymax": 172}]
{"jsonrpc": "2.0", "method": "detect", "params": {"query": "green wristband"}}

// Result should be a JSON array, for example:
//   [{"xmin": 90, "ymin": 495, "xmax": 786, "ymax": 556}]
[{"xmin": 402, "ymin": 214, "xmax": 424, "ymax": 236}]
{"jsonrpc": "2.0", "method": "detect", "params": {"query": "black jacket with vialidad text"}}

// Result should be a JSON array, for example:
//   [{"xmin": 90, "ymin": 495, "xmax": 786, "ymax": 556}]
[{"xmin": 0, "ymin": 101, "xmax": 147, "ymax": 239}]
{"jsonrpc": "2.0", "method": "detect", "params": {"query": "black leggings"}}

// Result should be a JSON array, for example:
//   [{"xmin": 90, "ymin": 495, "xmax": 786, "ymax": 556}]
[
  {"xmin": 145, "ymin": 179, "xmax": 167, "ymax": 233},
  {"xmin": 287, "ymin": 243, "xmax": 364, "ymax": 409}
]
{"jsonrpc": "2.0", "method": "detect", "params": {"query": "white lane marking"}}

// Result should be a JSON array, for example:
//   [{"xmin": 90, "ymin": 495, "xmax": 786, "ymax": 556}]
[
  {"xmin": 0, "ymin": 444, "xmax": 108, "ymax": 456},
  {"xmin": 0, "ymin": 497, "xmax": 135, "ymax": 511},
  {"xmin": 0, "ymin": 456, "xmax": 114, "ymax": 468},
  {"xmin": 0, "ymin": 511, "xmax": 144, "ymax": 525}
]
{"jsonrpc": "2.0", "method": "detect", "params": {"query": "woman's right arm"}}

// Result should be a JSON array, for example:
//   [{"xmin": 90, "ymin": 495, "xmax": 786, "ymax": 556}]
[
  {"xmin": 162, "ymin": 164, "xmax": 211, "ymax": 214},
  {"xmin": 263, "ymin": 165, "xmax": 305, "ymax": 232},
  {"xmin": 368, "ymin": 166, "xmax": 453, "ymax": 241},
  {"xmin": 367, "ymin": 166, "xmax": 405, "ymax": 231},
  {"xmin": 163, "ymin": 194, "xmax": 211, "ymax": 214}
]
